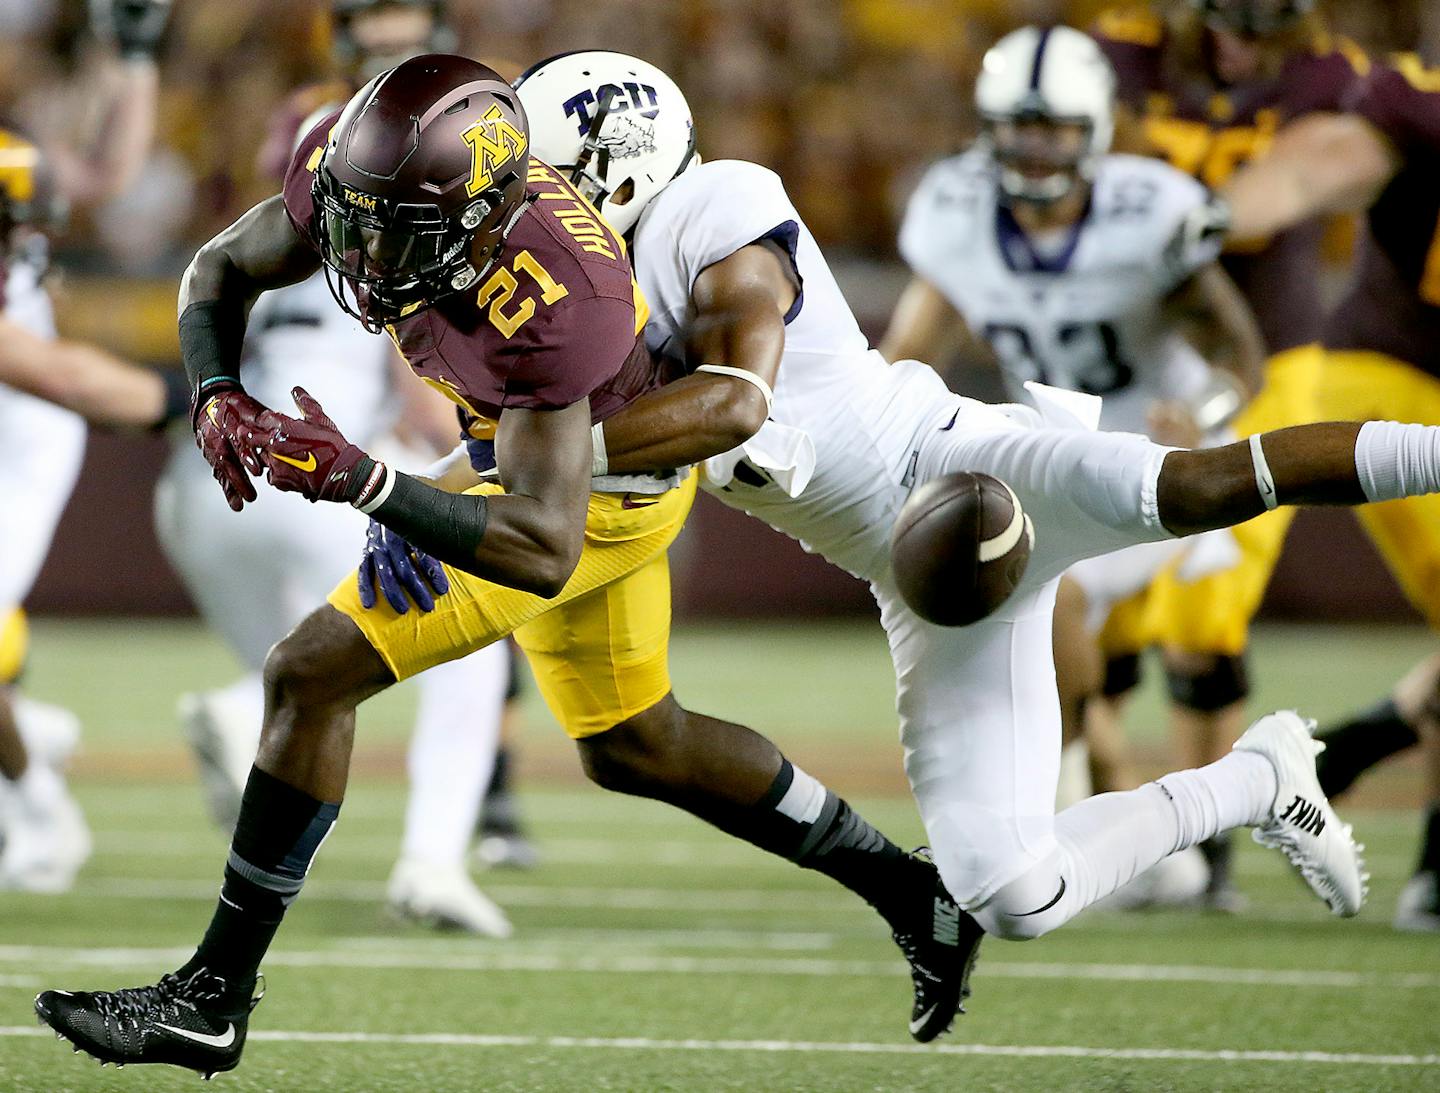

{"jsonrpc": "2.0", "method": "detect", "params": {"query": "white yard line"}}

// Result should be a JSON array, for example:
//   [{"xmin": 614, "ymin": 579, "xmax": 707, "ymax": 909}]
[
  {"xmin": 0, "ymin": 944, "xmax": 1434, "ymax": 990},
  {"xmin": 0, "ymin": 1024, "xmax": 1435, "ymax": 1066},
  {"xmin": 55, "ymin": 877, "xmax": 1391, "ymax": 926}
]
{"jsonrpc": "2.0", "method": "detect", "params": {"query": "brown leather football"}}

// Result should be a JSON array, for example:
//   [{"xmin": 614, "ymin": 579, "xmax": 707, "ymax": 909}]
[{"xmin": 890, "ymin": 472, "xmax": 1034, "ymax": 626}]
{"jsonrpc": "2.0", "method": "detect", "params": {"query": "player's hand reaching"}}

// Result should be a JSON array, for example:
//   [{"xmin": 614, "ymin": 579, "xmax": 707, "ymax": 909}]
[
  {"xmin": 358, "ymin": 519, "xmax": 451, "ymax": 614},
  {"xmin": 192, "ymin": 381, "xmax": 266, "ymax": 512},
  {"xmin": 90, "ymin": 0, "xmax": 173, "ymax": 61},
  {"xmin": 244, "ymin": 387, "xmax": 381, "ymax": 504}
]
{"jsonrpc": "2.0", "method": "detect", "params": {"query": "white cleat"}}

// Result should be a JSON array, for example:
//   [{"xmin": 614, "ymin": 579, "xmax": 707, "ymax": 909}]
[
  {"xmin": 1393, "ymin": 871, "xmax": 1440, "ymax": 933},
  {"xmin": 386, "ymin": 858, "xmax": 513, "ymax": 938},
  {"xmin": 13, "ymin": 697, "xmax": 81, "ymax": 768},
  {"xmin": 180, "ymin": 692, "xmax": 260, "ymax": 831},
  {"xmin": 1234, "ymin": 711, "xmax": 1367, "ymax": 917},
  {"xmin": 0, "ymin": 781, "xmax": 91, "ymax": 893}
]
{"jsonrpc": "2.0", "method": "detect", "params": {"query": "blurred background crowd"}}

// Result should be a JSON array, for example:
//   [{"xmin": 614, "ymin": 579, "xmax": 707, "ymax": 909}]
[{"xmin": 4, "ymin": 0, "xmax": 1436, "ymax": 276}]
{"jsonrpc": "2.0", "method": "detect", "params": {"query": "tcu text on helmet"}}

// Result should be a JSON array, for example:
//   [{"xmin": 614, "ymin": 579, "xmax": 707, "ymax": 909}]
[{"xmin": 563, "ymin": 83, "xmax": 659, "ymax": 135}]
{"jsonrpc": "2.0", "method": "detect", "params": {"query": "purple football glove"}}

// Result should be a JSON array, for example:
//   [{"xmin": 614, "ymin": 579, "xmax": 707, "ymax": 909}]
[{"xmin": 357, "ymin": 518, "xmax": 450, "ymax": 614}]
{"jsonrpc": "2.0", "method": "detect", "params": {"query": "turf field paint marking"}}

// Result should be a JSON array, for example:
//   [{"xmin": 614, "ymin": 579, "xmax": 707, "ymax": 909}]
[
  {"xmin": 0, "ymin": 1025, "xmax": 1435, "ymax": 1066},
  {"xmin": 2, "ymin": 944, "xmax": 1436, "ymax": 991}
]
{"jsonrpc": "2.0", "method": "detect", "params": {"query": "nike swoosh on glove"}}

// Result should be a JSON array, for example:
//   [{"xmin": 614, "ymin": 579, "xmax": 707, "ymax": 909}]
[
  {"xmin": 192, "ymin": 381, "xmax": 266, "ymax": 512},
  {"xmin": 357, "ymin": 518, "xmax": 451, "ymax": 614},
  {"xmin": 244, "ymin": 387, "xmax": 379, "ymax": 504}
]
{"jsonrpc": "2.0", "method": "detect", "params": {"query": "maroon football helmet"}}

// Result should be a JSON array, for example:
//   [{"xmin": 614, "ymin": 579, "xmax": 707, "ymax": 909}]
[{"xmin": 312, "ymin": 53, "xmax": 530, "ymax": 329}]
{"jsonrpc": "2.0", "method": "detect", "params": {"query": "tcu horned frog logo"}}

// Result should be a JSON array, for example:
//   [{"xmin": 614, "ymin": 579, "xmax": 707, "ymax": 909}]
[{"xmin": 463, "ymin": 104, "xmax": 528, "ymax": 197}]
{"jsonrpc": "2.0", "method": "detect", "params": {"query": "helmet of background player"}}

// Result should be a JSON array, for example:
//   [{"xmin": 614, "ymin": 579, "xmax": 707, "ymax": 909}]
[
  {"xmin": 975, "ymin": 26, "xmax": 1116, "ymax": 208},
  {"xmin": 0, "ymin": 128, "xmax": 65, "ymax": 264},
  {"xmin": 513, "ymin": 50, "xmax": 697, "ymax": 237},
  {"xmin": 1187, "ymin": 0, "xmax": 1315, "ymax": 38},
  {"xmin": 331, "ymin": 0, "xmax": 457, "ymax": 82},
  {"xmin": 311, "ymin": 54, "xmax": 530, "ymax": 330}
]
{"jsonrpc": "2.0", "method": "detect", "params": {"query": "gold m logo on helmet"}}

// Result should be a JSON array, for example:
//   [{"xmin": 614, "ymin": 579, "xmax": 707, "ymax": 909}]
[
  {"xmin": 343, "ymin": 187, "xmax": 378, "ymax": 212},
  {"xmin": 462, "ymin": 105, "xmax": 527, "ymax": 197}
]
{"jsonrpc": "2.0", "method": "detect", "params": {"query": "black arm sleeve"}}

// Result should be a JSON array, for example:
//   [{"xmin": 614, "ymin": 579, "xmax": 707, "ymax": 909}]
[
  {"xmin": 367, "ymin": 469, "xmax": 490, "ymax": 574},
  {"xmin": 178, "ymin": 300, "xmax": 248, "ymax": 399}
]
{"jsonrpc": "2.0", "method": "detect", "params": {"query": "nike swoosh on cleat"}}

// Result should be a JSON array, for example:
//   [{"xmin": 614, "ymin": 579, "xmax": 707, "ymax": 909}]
[
  {"xmin": 156, "ymin": 1022, "xmax": 236, "ymax": 1049},
  {"xmin": 909, "ymin": 1005, "xmax": 938, "ymax": 1035},
  {"xmin": 271, "ymin": 452, "xmax": 318, "ymax": 472}
]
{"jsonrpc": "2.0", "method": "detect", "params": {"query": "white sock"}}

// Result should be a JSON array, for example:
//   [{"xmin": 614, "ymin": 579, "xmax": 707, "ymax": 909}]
[
  {"xmin": 1155, "ymin": 750, "xmax": 1276, "ymax": 838},
  {"xmin": 1354, "ymin": 420, "xmax": 1440, "ymax": 502},
  {"xmin": 12, "ymin": 762, "xmax": 66, "ymax": 819},
  {"xmin": 399, "ymin": 641, "xmax": 510, "ymax": 867},
  {"xmin": 975, "ymin": 752, "xmax": 1276, "ymax": 939}
]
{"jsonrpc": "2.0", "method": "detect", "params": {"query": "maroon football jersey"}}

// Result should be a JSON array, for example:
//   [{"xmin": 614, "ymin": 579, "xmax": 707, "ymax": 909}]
[
  {"xmin": 282, "ymin": 114, "xmax": 659, "ymax": 436},
  {"xmin": 1093, "ymin": 6, "xmax": 1369, "ymax": 353},
  {"xmin": 1323, "ymin": 58, "xmax": 1440, "ymax": 378}
]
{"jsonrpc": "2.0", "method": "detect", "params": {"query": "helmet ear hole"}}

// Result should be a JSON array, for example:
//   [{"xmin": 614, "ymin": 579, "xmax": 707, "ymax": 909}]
[{"xmin": 610, "ymin": 179, "xmax": 636, "ymax": 207}]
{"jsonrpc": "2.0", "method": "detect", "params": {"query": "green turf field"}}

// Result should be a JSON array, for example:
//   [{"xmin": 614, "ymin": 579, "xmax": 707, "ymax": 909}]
[{"xmin": 1, "ymin": 619, "xmax": 1436, "ymax": 1091}]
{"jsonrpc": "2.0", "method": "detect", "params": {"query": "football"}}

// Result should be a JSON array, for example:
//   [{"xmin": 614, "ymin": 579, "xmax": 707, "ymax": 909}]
[{"xmin": 890, "ymin": 472, "xmax": 1034, "ymax": 626}]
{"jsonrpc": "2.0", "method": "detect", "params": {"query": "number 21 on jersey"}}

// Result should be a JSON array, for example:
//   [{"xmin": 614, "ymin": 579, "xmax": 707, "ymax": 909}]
[{"xmin": 476, "ymin": 249, "xmax": 569, "ymax": 338}]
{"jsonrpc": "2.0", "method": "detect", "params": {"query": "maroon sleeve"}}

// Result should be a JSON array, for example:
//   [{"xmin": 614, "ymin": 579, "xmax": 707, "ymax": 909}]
[
  {"xmin": 1351, "ymin": 61, "xmax": 1440, "ymax": 156},
  {"xmin": 1281, "ymin": 49, "xmax": 1369, "ymax": 117},
  {"xmin": 279, "ymin": 110, "xmax": 342, "ymax": 251},
  {"xmin": 499, "ymin": 294, "xmax": 636, "ymax": 411}
]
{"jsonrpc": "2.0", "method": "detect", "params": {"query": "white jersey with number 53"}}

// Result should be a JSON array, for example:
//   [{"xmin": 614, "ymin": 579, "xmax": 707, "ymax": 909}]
[{"xmin": 899, "ymin": 149, "xmax": 1224, "ymax": 435}]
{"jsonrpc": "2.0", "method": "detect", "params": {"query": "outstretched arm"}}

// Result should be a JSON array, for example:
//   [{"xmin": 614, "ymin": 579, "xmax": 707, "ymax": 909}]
[
  {"xmin": 1222, "ymin": 113, "xmax": 1400, "ymax": 244},
  {"xmin": 596, "ymin": 240, "xmax": 795, "ymax": 476},
  {"xmin": 45, "ymin": 1, "xmax": 172, "ymax": 206},
  {"xmin": 0, "ymin": 315, "xmax": 181, "ymax": 429},
  {"xmin": 877, "ymin": 275, "xmax": 967, "ymax": 366}
]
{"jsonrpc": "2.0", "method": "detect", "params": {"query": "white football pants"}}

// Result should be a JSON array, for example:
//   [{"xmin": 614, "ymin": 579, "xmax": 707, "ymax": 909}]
[{"xmin": 877, "ymin": 397, "xmax": 1276, "ymax": 937}]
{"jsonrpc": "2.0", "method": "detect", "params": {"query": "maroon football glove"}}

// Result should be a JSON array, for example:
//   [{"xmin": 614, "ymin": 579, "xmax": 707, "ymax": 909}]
[
  {"xmin": 245, "ymin": 387, "xmax": 382, "ymax": 504},
  {"xmin": 192, "ymin": 381, "xmax": 266, "ymax": 512}
]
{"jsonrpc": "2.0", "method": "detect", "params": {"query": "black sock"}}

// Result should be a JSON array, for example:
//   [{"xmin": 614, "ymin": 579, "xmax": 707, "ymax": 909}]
[
  {"xmin": 1199, "ymin": 832, "xmax": 1233, "ymax": 893},
  {"xmin": 481, "ymin": 747, "xmax": 522, "ymax": 835},
  {"xmin": 181, "ymin": 767, "xmax": 339, "ymax": 1004},
  {"xmin": 746, "ymin": 759, "xmax": 925, "ymax": 928},
  {"xmin": 1314, "ymin": 699, "xmax": 1419, "ymax": 798},
  {"xmin": 1416, "ymin": 800, "xmax": 1440, "ymax": 876}
]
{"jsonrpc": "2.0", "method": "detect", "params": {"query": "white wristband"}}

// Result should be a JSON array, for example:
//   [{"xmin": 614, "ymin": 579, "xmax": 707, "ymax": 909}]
[
  {"xmin": 591, "ymin": 421, "xmax": 609, "ymax": 478},
  {"xmin": 694, "ymin": 364, "xmax": 774, "ymax": 413},
  {"xmin": 354, "ymin": 463, "xmax": 395, "ymax": 514},
  {"xmin": 1249, "ymin": 434, "xmax": 1278, "ymax": 511}
]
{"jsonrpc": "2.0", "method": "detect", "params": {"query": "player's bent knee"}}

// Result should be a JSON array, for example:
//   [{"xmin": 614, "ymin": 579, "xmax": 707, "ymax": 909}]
[
  {"xmin": 576, "ymin": 697, "xmax": 684, "ymax": 795},
  {"xmin": 263, "ymin": 606, "xmax": 394, "ymax": 716},
  {"xmin": 969, "ymin": 862, "xmax": 1071, "ymax": 942},
  {"xmin": 1164, "ymin": 653, "xmax": 1249, "ymax": 713}
]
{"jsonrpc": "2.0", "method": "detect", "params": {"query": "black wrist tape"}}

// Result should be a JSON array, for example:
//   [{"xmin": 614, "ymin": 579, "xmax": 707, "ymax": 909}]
[
  {"xmin": 370, "ymin": 473, "xmax": 489, "ymax": 571},
  {"xmin": 178, "ymin": 300, "xmax": 247, "ymax": 394}
]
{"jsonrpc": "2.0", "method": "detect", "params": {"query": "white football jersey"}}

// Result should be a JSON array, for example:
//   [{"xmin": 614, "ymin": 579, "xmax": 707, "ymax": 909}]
[
  {"xmin": 0, "ymin": 258, "xmax": 88, "ymax": 612},
  {"xmin": 237, "ymin": 271, "xmax": 397, "ymax": 448},
  {"xmin": 899, "ymin": 149, "xmax": 1224, "ymax": 435},
  {"xmin": 634, "ymin": 159, "xmax": 954, "ymax": 580}
]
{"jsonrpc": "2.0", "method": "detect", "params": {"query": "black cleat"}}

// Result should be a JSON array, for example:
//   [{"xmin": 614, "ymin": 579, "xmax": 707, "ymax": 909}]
[
  {"xmin": 892, "ymin": 848, "xmax": 984, "ymax": 1043},
  {"xmin": 35, "ymin": 967, "xmax": 262, "ymax": 1079}
]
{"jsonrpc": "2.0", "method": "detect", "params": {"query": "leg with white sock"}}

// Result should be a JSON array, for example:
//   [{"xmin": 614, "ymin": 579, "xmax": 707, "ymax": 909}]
[{"xmin": 389, "ymin": 640, "xmax": 512, "ymax": 936}]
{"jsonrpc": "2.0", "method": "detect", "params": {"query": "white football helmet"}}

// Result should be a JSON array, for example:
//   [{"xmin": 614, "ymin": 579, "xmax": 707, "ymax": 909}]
[
  {"xmin": 514, "ymin": 51, "xmax": 697, "ymax": 236},
  {"xmin": 975, "ymin": 26, "xmax": 1116, "ymax": 206}
]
